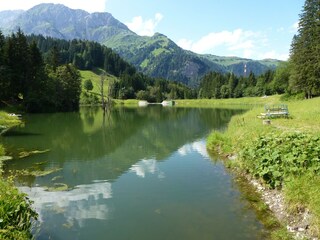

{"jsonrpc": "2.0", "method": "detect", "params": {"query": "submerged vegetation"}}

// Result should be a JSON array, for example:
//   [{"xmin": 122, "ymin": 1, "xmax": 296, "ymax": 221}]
[{"xmin": 0, "ymin": 113, "xmax": 38, "ymax": 240}]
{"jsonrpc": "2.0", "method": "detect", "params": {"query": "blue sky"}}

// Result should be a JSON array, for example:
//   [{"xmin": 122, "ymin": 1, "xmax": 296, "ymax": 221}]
[{"xmin": 0, "ymin": 0, "xmax": 305, "ymax": 60}]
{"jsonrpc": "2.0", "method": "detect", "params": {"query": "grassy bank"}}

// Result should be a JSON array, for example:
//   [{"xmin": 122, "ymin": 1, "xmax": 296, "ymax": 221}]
[
  {"xmin": 198, "ymin": 96, "xmax": 320, "ymax": 238},
  {"xmin": 175, "ymin": 95, "xmax": 282, "ymax": 108},
  {"xmin": 113, "ymin": 96, "xmax": 280, "ymax": 108},
  {"xmin": 0, "ymin": 112, "xmax": 38, "ymax": 240}
]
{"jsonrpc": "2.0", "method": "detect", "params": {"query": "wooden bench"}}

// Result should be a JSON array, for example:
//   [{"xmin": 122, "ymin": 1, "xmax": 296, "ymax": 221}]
[{"xmin": 259, "ymin": 104, "xmax": 289, "ymax": 118}]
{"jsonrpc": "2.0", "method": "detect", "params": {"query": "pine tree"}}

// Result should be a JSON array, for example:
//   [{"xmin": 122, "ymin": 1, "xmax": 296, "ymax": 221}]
[
  {"xmin": 48, "ymin": 45, "xmax": 60, "ymax": 72},
  {"xmin": 24, "ymin": 41, "xmax": 49, "ymax": 112},
  {"xmin": 290, "ymin": 0, "xmax": 320, "ymax": 98},
  {"xmin": 4, "ymin": 29, "xmax": 31, "ymax": 99},
  {"xmin": 0, "ymin": 30, "xmax": 10, "ymax": 100},
  {"xmin": 0, "ymin": 31, "xmax": 4, "ymax": 64}
]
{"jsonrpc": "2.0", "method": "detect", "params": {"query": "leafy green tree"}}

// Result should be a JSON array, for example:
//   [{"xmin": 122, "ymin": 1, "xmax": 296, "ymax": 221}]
[
  {"xmin": 290, "ymin": 0, "xmax": 320, "ymax": 98},
  {"xmin": 136, "ymin": 90, "xmax": 149, "ymax": 100},
  {"xmin": 220, "ymin": 85, "xmax": 230, "ymax": 98},
  {"xmin": 84, "ymin": 79, "xmax": 94, "ymax": 92},
  {"xmin": 271, "ymin": 61, "xmax": 290, "ymax": 94},
  {"xmin": 53, "ymin": 64, "xmax": 82, "ymax": 111}
]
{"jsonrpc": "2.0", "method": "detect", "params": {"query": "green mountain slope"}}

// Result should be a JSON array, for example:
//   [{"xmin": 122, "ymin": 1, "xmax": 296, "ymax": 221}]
[
  {"xmin": 106, "ymin": 32, "xmax": 226, "ymax": 86},
  {"xmin": 0, "ymin": 3, "xmax": 281, "ymax": 86}
]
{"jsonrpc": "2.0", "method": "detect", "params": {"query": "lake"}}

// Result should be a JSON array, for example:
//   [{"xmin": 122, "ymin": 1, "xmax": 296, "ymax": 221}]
[{"xmin": 1, "ymin": 106, "xmax": 267, "ymax": 239}]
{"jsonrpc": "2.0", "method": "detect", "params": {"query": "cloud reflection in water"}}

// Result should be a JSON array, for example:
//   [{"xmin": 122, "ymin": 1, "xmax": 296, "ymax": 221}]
[
  {"xmin": 19, "ymin": 181, "xmax": 112, "ymax": 227},
  {"xmin": 178, "ymin": 140, "xmax": 209, "ymax": 159},
  {"xmin": 130, "ymin": 159, "xmax": 165, "ymax": 179}
]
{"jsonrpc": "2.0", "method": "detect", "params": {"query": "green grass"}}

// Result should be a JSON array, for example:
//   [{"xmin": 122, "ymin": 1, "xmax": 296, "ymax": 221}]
[
  {"xmin": 204, "ymin": 96, "xmax": 320, "ymax": 237},
  {"xmin": 175, "ymin": 95, "xmax": 282, "ymax": 108},
  {"xmin": 113, "ymin": 99, "xmax": 140, "ymax": 106},
  {"xmin": 80, "ymin": 69, "xmax": 115, "ymax": 96},
  {"xmin": 284, "ymin": 175, "xmax": 320, "ymax": 234},
  {"xmin": 79, "ymin": 69, "xmax": 119, "ymax": 105},
  {"xmin": 152, "ymin": 48, "xmax": 169, "ymax": 56},
  {"xmin": 140, "ymin": 59, "xmax": 149, "ymax": 68}
]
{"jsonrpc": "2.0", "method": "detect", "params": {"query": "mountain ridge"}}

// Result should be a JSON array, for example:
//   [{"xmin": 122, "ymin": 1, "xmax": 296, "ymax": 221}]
[{"xmin": 0, "ymin": 3, "xmax": 281, "ymax": 85}]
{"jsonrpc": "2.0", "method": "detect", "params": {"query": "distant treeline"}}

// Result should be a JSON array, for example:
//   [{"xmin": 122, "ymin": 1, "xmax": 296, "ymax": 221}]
[
  {"xmin": 198, "ymin": 0, "xmax": 320, "ymax": 100},
  {"xmin": 198, "ymin": 69, "xmax": 288, "ymax": 99}
]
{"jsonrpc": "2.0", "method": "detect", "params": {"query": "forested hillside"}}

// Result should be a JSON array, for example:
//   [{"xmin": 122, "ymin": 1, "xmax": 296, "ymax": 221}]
[
  {"xmin": 27, "ymin": 34, "xmax": 136, "ymax": 77},
  {"xmin": 0, "ymin": 30, "xmax": 195, "ymax": 112},
  {"xmin": 27, "ymin": 35, "xmax": 196, "ymax": 102},
  {"xmin": 198, "ymin": 68, "xmax": 287, "ymax": 99},
  {"xmin": 0, "ymin": 3, "xmax": 280, "ymax": 86}
]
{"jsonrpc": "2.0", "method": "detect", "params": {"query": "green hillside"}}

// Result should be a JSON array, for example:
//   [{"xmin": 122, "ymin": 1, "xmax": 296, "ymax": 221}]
[{"xmin": 80, "ymin": 69, "xmax": 118, "ymax": 105}]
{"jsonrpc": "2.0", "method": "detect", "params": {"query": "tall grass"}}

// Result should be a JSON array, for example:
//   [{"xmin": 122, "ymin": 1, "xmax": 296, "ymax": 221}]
[{"xmin": 0, "ymin": 180, "xmax": 38, "ymax": 240}]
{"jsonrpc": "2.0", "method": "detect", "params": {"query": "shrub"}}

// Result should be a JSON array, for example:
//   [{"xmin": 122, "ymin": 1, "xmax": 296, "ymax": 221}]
[{"xmin": 240, "ymin": 131, "xmax": 320, "ymax": 188}]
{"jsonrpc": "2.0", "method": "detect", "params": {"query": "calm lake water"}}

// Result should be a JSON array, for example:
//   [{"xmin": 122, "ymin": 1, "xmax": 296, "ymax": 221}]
[{"xmin": 1, "ymin": 106, "xmax": 267, "ymax": 240}]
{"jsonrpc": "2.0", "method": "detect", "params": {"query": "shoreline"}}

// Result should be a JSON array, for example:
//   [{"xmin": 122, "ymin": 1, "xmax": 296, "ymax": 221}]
[
  {"xmin": 237, "ymin": 161, "xmax": 315, "ymax": 239},
  {"xmin": 201, "ymin": 96, "xmax": 320, "ymax": 239}
]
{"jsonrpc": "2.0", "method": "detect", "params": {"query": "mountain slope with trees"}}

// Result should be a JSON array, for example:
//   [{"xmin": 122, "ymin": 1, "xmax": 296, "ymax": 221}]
[
  {"xmin": 0, "ymin": 3, "xmax": 280, "ymax": 86},
  {"xmin": 0, "ymin": 30, "xmax": 196, "ymax": 112}
]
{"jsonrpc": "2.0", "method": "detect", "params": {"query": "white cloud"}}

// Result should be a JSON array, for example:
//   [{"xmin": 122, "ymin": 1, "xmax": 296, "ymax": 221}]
[
  {"xmin": 177, "ymin": 38, "xmax": 193, "ymax": 51},
  {"xmin": 259, "ymin": 50, "xmax": 288, "ymax": 61},
  {"xmin": 126, "ymin": 13, "xmax": 163, "ymax": 36},
  {"xmin": 0, "ymin": 0, "xmax": 107, "ymax": 13},
  {"xmin": 177, "ymin": 28, "xmax": 290, "ymax": 60},
  {"xmin": 177, "ymin": 29, "xmax": 262, "ymax": 58}
]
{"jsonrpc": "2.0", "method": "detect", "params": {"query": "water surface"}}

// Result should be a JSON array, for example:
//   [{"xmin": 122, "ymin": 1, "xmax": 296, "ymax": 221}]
[{"xmin": 1, "ymin": 106, "xmax": 266, "ymax": 240}]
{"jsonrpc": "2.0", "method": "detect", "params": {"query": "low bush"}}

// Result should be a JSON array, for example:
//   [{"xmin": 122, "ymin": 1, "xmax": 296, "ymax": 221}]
[{"xmin": 240, "ymin": 131, "xmax": 320, "ymax": 188}]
